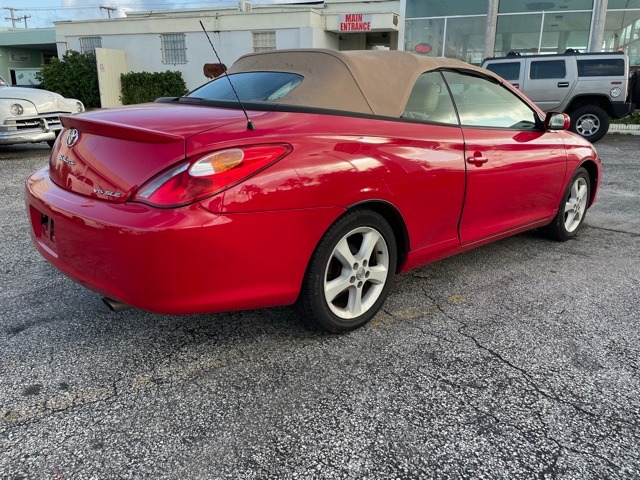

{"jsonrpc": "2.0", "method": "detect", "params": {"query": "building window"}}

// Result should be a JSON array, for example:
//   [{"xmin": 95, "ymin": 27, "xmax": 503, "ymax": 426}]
[
  {"xmin": 405, "ymin": 15, "xmax": 486, "ymax": 64},
  {"xmin": 495, "ymin": 11, "xmax": 592, "ymax": 56},
  {"xmin": 161, "ymin": 33, "xmax": 187, "ymax": 64},
  {"xmin": 253, "ymin": 31, "xmax": 276, "ymax": 52},
  {"xmin": 604, "ymin": 2, "xmax": 640, "ymax": 67},
  {"xmin": 407, "ymin": 0, "xmax": 488, "ymax": 17},
  {"xmin": 79, "ymin": 36, "xmax": 102, "ymax": 54}
]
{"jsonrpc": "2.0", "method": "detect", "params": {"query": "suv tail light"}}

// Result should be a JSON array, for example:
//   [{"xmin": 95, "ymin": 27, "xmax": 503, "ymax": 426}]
[{"xmin": 134, "ymin": 144, "xmax": 291, "ymax": 207}]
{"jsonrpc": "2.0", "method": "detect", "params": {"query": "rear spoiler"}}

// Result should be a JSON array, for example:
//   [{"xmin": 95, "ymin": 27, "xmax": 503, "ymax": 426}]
[{"xmin": 60, "ymin": 115, "xmax": 184, "ymax": 143}]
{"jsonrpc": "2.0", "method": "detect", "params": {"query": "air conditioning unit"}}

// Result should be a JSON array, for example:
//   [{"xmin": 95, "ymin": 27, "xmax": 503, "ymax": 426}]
[{"xmin": 238, "ymin": 1, "xmax": 252, "ymax": 12}]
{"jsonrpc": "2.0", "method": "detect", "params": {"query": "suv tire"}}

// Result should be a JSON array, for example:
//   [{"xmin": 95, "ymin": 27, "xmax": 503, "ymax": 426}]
[{"xmin": 569, "ymin": 105, "xmax": 609, "ymax": 143}]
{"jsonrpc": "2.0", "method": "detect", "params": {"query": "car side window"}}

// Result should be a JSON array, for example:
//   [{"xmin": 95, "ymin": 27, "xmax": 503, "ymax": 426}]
[
  {"xmin": 530, "ymin": 60, "xmax": 566, "ymax": 79},
  {"xmin": 402, "ymin": 71, "xmax": 458, "ymax": 125},
  {"xmin": 442, "ymin": 70, "xmax": 538, "ymax": 130},
  {"xmin": 485, "ymin": 62, "xmax": 521, "ymax": 81}
]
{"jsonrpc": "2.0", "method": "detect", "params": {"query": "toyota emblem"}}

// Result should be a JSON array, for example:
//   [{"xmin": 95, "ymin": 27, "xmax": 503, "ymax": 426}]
[{"xmin": 66, "ymin": 128, "xmax": 79, "ymax": 147}]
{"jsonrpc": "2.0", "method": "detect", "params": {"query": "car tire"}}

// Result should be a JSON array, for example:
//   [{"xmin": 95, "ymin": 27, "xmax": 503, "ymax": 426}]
[
  {"xmin": 539, "ymin": 167, "xmax": 591, "ymax": 241},
  {"xmin": 297, "ymin": 209, "xmax": 397, "ymax": 333},
  {"xmin": 569, "ymin": 105, "xmax": 609, "ymax": 143}
]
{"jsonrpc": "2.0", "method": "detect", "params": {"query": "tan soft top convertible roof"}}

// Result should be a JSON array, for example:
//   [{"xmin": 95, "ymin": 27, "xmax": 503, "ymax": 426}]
[{"xmin": 228, "ymin": 49, "xmax": 497, "ymax": 118}]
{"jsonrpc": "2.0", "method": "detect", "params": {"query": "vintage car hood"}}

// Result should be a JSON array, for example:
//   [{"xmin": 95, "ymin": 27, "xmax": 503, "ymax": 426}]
[
  {"xmin": 49, "ymin": 104, "xmax": 266, "ymax": 203},
  {"xmin": 0, "ymin": 86, "xmax": 77, "ymax": 114}
]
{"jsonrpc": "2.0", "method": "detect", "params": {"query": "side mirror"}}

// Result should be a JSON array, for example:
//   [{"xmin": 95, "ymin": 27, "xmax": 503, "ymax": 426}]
[{"xmin": 545, "ymin": 112, "xmax": 570, "ymax": 131}]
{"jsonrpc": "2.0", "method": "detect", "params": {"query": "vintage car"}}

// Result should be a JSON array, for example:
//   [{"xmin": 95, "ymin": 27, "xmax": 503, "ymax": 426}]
[
  {"xmin": 25, "ymin": 49, "xmax": 601, "ymax": 332},
  {"xmin": 0, "ymin": 75, "xmax": 84, "ymax": 147}
]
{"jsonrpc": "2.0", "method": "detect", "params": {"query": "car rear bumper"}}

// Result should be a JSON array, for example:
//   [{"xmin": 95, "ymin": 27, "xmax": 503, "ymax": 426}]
[
  {"xmin": 25, "ymin": 167, "xmax": 342, "ymax": 314},
  {"xmin": 610, "ymin": 101, "xmax": 635, "ymax": 119}
]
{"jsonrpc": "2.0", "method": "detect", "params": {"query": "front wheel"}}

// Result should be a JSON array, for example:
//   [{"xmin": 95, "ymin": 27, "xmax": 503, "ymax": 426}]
[
  {"xmin": 297, "ymin": 209, "xmax": 397, "ymax": 333},
  {"xmin": 539, "ymin": 167, "xmax": 591, "ymax": 241},
  {"xmin": 569, "ymin": 105, "xmax": 609, "ymax": 143}
]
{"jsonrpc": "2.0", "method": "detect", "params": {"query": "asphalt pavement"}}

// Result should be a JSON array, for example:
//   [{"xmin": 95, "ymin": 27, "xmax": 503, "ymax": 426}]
[{"xmin": 0, "ymin": 134, "xmax": 639, "ymax": 479}]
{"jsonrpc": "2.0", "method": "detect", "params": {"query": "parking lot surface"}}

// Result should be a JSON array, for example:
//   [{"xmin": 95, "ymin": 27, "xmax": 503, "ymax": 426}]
[{"xmin": 1, "ymin": 135, "xmax": 639, "ymax": 479}]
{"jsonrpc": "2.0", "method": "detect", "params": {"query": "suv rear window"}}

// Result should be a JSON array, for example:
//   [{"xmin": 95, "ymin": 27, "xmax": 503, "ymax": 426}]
[
  {"xmin": 188, "ymin": 72, "xmax": 304, "ymax": 102},
  {"xmin": 577, "ymin": 59, "xmax": 625, "ymax": 77},
  {"xmin": 485, "ymin": 62, "xmax": 520, "ymax": 80},
  {"xmin": 530, "ymin": 60, "xmax": 566, "ymax": 79}
]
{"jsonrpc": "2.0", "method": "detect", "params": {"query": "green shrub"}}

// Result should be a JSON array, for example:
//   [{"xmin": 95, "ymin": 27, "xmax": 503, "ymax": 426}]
[
  {"xmin": 120, "ymin": 71, "xmax": 188, "ymax": 105},
  {"xmin": 41, "ymin": 50, "xmax": 100, "ymax": 109},
  {"xmin": 611, "ymin": 110, "xmax": 640, "ymax": 125}
]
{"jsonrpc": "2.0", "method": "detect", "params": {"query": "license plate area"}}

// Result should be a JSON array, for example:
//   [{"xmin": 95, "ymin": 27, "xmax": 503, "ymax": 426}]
[
  {"xmin": 29, "ymin": 206, "xmax": 58, "ymax": 255},
  {"xmin": 40, "ymin": 213, "xmax": 55, "ymax": 243}
]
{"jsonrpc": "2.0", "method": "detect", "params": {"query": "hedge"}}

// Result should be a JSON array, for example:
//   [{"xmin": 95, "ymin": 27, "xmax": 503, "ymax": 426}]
[
  {"xmin": 120, "ymin": 71, "xmax": 188, "ymax": 105},
  {"xmin": 40, "ymin": 50, "xmax": 100, "ymax": 109}
]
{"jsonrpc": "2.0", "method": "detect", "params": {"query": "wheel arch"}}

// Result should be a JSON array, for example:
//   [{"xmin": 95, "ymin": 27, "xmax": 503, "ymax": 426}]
[
  {"xmin": 566, "ymin": 95, "xmax": 612, "ymax": 116},
  {"xmin": 579, "ymin": 159, "xmax": 599, "ymax": 207},
  {"xmin": 347, "ymin": 200, "xmax": 410, "ymax": 272}
]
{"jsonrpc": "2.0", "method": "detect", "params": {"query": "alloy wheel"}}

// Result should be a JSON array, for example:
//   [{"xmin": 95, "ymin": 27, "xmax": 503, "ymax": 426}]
[
  {"xmin": 564, "ymin": 177, "xmax": 588, "ymax": 233},
  {"xmin": 323, "ymin": 226, "xmax": 390, "ymax": 319}
]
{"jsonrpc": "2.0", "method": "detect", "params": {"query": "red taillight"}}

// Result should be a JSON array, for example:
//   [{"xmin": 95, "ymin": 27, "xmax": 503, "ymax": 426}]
[{"xmin": 134, "ymin": 144, "xmax": 291, "ymax": 207}]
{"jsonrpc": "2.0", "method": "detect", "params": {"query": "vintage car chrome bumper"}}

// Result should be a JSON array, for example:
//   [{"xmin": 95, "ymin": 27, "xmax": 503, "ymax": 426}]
[{"xmin": 0, "ymin": 113, "xmax": 63, "ymax": 145}]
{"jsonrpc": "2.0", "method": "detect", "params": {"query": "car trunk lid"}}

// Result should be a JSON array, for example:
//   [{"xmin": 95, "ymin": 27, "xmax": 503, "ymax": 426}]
[{"xmin": 48, "ymin": 104, "xmax": 259, "ymax": 203}]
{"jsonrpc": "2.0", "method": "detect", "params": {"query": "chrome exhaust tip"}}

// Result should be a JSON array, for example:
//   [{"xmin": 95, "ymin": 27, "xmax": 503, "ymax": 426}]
[{"xmin": 102, "ymin": 297, "xmax": 131, "ymax": 313}]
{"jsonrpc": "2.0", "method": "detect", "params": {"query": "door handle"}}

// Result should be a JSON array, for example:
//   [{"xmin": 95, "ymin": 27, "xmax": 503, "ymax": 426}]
[
  {"xmin": 466, "ymin": 155, "xmax": 489, "ymax": 165},
  {"xmin": 557, "ymin": 82, "xmax": 570, "ymax": 88}
]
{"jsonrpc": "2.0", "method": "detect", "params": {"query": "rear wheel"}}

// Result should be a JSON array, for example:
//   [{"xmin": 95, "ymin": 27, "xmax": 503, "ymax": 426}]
[
  {"xmin": 539, "ymin": 167, "xmax": 590, "ymax": 241},
  {"xmin": 569, "ymin": 105, "xmax": 609, "ymax": 143},
  {"xmin": 297, "ymin": 209, "xmax": 397, "ymax": 333}
]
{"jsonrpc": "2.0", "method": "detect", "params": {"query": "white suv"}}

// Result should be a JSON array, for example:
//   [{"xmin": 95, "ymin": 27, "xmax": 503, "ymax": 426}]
[{"xmin": 482, "ymin": 52, "xmax": 637, "ymax": 143}]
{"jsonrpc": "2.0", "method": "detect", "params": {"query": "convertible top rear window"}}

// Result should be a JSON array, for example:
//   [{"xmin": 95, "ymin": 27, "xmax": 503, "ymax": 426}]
[{"xmin": 187, "ymin": 72, "xmax": 303, "ymax": 102}]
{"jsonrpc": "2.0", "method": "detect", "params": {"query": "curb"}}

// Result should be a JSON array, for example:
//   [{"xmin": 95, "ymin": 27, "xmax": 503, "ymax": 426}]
[{"xmin": 608, "ymin": 124, "xmax": 640, "ymax": 135}]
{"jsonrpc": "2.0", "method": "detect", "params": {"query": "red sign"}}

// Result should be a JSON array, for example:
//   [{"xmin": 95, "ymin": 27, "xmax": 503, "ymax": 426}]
[
  {"xmin": 339, "ymin": 13, "xmax": 372, "ymax": 32},
  {"xmin": 414, "ymin": 43, "xmax": 432, "ymax": 55}
]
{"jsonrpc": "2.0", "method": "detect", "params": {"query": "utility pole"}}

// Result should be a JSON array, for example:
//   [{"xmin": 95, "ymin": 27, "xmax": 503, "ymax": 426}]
[
  {"xmin": 99, "ymin": 5, "xmax": 117, "ymax": 19},
  {"xmin": 17, "ymin": 14, "xmax": 29, "ymax": 28},
  {"xmin": 3, "ymin": 7, "xmax": 18, "ymax": 28}
]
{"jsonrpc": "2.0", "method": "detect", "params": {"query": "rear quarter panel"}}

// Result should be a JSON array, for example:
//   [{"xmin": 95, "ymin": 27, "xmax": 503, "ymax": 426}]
[{"xmin": 195, "ymin": 111, "xmax": 467, "ymax": 257}]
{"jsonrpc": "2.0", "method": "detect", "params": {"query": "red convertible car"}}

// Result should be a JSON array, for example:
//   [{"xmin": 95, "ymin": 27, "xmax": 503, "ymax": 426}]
[{"xmin": 25, "ymin": 49, "xmax": 601, "ymax": 332}]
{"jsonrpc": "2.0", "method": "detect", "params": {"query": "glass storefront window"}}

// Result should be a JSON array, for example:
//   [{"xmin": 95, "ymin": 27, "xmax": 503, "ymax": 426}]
[
  {"xmin": 496, "ymin": 14, "xmax": 543, "ymax": 55},
  {"xmin": 405, "ymin": 18, "xmax": 445, "ymax": 57},
  {"xmin": 495, "ymin": 11, "xmax": 591, "ymax": 56},
  {"xmin": 498, "ymin": 0, "xmax": 593, "ymax": 14},
  {"xmin": 604, "ymin": 10, "xmax": 640, "ymax": 66},
  {"xmin": 407, "ymin": 0, "xmax": 487, "ymax": 18},
  {"xmin": 445, "ymin": 16, "xmax": 487, "ymax": 64},
  {"xmin": 404, "ymin": 16, "xmax": 486, "ymax": 64},
  {"xmin": 540, "ymin": 12, "xmax": 591, "ymax": 53},
  {"xmin": 609, "ymin": 0, "xmax": 640, "ymax": 8}
]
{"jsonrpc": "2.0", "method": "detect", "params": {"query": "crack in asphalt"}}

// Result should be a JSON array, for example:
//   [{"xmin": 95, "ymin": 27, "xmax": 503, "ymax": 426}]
[
  {"xmin": 586, "ymin": 224, "xmax": 640, "ymax": 237},
  {"xmin": 408, "ymin": 283, "xmax": 631, "ymax": 475}
]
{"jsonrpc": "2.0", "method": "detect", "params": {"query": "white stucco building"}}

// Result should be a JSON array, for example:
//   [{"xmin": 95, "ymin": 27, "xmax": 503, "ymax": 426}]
[{"xmin": 54, "ymin": 0, "xmax": 400, "ymax": 97}]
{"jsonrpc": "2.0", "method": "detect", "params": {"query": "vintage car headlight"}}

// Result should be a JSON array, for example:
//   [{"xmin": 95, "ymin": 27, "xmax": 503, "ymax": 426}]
[
  {"xmin": 10, "ymin": 103, "xmax": 24, "ymax": 116},
  {"xmin": 610, "ymin": 87, "xmax": 622, "ymax": 98},
  {"xmin": 76, "ymin": 101, "xmax": 84, "ymax": 113}
]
